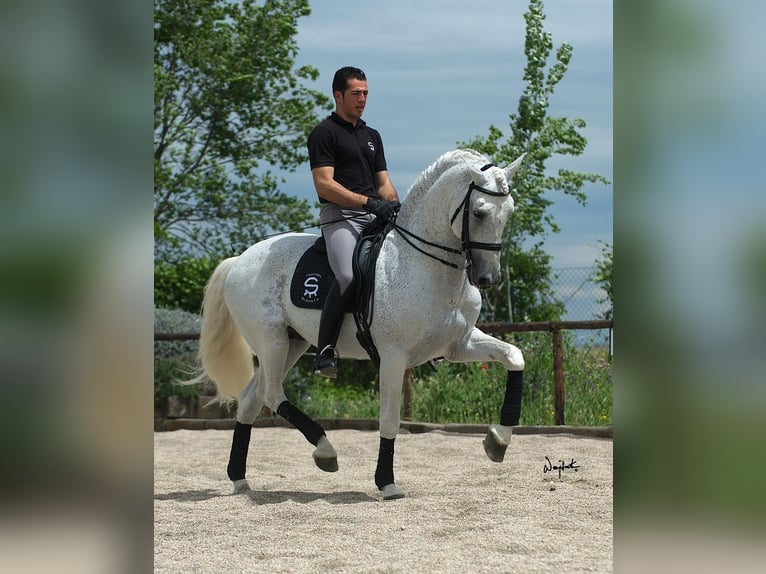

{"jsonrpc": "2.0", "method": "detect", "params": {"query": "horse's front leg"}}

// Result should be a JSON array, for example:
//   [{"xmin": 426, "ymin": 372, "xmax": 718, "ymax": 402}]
[
  {"xmin": 375, "ymin": 357, "xmax": 408, "ymax": 500},
  {"xmin": 444, "ymin": 327, "xmax": 525, "ymax": 462}
]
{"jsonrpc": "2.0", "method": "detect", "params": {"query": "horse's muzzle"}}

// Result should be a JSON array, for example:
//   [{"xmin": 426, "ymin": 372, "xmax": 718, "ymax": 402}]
[
  {"xmin": 475, "ymin": 276, "xmax": 497, "ymax": 289},
  {"xmin": 470, "ymin": 267, "xmax": 500, "ymax": 290},
  {"xmin": 467, "ymin": 247, "xmax": 502, "ymax": 289}
]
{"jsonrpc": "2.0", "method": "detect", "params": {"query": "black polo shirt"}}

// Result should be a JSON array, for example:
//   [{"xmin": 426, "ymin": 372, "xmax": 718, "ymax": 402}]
[{"xmin": 307, "ymin": 112, "xmax": 388, "ymax": 204}]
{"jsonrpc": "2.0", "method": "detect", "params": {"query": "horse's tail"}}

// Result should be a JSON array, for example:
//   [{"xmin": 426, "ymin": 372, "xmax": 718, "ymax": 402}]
[{"xmin": 189, "ymin": 257, "xmax": 254, "ymax": 403}]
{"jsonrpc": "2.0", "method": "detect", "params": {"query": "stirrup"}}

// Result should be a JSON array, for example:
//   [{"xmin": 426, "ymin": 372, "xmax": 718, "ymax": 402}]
[{"xmin": 313, "ymin": 345, "xmax": 337, "ymax": 378}]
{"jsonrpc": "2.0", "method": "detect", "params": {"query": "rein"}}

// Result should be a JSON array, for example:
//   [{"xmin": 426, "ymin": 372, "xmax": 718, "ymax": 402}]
[
  {"xmin": 389, "ymin": 222, "xmax": 463, "ymax": 269},
  {"xmin": 234, "ymin": 162, "xmax": 508, "ymax": 286}
]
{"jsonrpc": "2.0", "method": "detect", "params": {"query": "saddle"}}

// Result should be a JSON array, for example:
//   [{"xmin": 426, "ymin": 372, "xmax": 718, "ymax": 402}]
[{"xmin": 289, "ymin": 218, "xmax": 393, "ymax": 365}]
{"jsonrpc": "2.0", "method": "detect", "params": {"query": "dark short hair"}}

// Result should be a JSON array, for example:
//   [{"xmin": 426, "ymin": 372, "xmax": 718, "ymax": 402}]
[{"xmin": 332, "ymin": 66, "xmax": 366, "ymax": 93}]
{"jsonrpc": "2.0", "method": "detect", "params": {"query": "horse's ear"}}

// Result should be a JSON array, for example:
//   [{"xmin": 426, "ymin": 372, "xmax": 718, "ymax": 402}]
[{"xmin": 503, "ymin": 153, "xmax": 526, "ymax": 180}]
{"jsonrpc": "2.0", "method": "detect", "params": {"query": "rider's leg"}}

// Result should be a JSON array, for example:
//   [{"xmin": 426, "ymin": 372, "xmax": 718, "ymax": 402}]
[
  {"xmin": 314, "ymin": 205, "xmax": 371, "ymax": 378},
  {"xmin": 313, "ymin": 279, "xmax": 346, "ymax": 377}
]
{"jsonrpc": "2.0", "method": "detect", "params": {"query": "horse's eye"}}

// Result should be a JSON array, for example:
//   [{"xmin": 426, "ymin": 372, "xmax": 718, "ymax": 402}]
[{"xmin": 473, "ymin": 209, "xmax": 487, "ymax": 220}]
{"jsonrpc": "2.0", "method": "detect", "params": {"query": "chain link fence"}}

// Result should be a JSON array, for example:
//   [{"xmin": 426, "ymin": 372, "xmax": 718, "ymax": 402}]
[{"xmin": 551, "ymin": 266, "xmax": 612, "ymax": 348}]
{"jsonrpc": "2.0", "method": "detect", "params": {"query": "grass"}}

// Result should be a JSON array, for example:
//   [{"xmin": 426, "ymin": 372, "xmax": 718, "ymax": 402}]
[
  {"xmin": 155, "ymin": 331, "xmax": 613, "ymax": 426},
  {"xmin": 287, "ymin": 376, "xmax": 381, "ymax": 420},
  {"xmin": 284, "ymin": 330, "xmax": 613, "ymax": 426},
  {"xmin": 406, "ymin": 333, "xmax": 612, "ymax": 426}
]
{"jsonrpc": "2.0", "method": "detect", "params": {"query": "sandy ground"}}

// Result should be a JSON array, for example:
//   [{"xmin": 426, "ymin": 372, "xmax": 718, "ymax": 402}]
[{"xmin": 154, "ymin": 427, "xmax": 613, "ymax": 573}]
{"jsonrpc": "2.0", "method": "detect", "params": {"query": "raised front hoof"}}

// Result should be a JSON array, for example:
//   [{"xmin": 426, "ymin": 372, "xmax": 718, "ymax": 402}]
[
  {"xmin": 231, "ymin": 479, "xmax": 251, "ymax": 494},
  {"xmin": 313, "ymin": 436, "xmax": 338, "ymax": 472},
  {"xmin": 483, "ymin": 425, "xmax": 512, "ymax": 463},
  {"xmin": 380, "ymin": 483, "xmax": 405, "ymax": 500}
]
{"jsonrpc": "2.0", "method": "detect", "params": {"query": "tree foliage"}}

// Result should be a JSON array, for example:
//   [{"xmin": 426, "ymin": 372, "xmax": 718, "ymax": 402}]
[
  {"xmin": 461, "ymin": 0, "xmax": 609, "ymax": 322},
  {"xmin": 154, "ymin": 254, "xmax": 219, "ymax": 313},
  {"xmin": 154, "ymin": 0, "xmax": 331, "ymax": 260},
  {"xmin": 594, "ymin": 240, "xmax": 613, "ymax": 320}
]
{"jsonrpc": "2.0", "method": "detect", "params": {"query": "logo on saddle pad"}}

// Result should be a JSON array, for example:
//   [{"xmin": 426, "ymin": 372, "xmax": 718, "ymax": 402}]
[{"xmin": 302, "ymin": 274, "xmax": 321, "ymax": 300}]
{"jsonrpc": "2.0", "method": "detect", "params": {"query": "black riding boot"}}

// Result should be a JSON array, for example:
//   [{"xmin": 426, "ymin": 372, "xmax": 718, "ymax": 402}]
[{"xmin": 313, "ymin": 279, "xmax": 346, "ymax": 378}]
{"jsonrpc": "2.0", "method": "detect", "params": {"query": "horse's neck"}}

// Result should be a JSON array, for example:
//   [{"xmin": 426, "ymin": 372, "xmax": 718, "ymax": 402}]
[
  {"xmin": 385, "ymin": 149, "xmax": 486, "ymax": 301},
  {"xmin": 397, "ymin": 170, "xmax": 461, "ymax": 248},
  {"xmin": 392, "ymin": 168, "xmax": 473, "ymax": 295}
]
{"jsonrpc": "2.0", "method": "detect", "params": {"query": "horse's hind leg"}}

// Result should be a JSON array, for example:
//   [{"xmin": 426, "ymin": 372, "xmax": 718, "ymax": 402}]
[
  {"xmin": 228, "ymin": 419, "xmax": 255, "ymax": 493},
  {"xmin": 263, "ymin": 336, "xmax": 337, "ymax": 472},
  {"xmin": 275, "ymin": 401, "xmax": 338, "ymax": 472},
  {"xmin": 228, "ymin": 337, "xmax": 334, "ymax": 493},
  {"xmin": 227, "ymin": 370, "xmax": 261, "ymax": 493}
]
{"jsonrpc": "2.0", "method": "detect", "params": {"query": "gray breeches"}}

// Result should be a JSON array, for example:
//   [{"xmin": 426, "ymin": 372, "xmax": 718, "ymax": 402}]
[{"xmin": 320, "ymin": 203, "xmax": 373, "ymax": 294}]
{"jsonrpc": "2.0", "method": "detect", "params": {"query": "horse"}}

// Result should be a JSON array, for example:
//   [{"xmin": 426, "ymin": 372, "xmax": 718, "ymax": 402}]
[{"xmin": 193, "ymin": 148, "xmax": 526, "ymax": 499}]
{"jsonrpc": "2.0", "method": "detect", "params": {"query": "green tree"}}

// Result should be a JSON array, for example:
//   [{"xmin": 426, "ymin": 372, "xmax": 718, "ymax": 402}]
[
  {"xmin": 461, "ymin": 0, "xmax": 609, "ymax": 322},
  {"xmin": 154, "ymin": 0, "xmax": 331, "ymax": 260},
  {"xmin": 154, "ymin": 255, "xmax": 219, "ymax": 313},
  {"xmin": 594, "ymin": 240, "xmax": 613, "ymax": 320}
]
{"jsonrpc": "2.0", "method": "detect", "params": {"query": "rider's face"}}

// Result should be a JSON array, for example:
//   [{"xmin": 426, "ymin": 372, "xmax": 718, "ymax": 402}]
[{"xmin": 334, "ymin": 78, "xmax": 368, "ymax": 124}]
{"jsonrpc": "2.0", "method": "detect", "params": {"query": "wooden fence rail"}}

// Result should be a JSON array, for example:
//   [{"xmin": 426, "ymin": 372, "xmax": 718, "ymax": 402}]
[
  {"xmin": 477, "ymin": 320, "xmax": 612, "ymax": 424},
  {"xmin": 155, "ymin": 320, "xmax": 613, "ymax": 425}
]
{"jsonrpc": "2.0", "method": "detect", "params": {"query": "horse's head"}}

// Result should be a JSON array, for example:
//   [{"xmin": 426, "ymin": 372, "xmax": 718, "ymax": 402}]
[{"xmin": 449, "ymin": 151, "xmax": 525, "ymax": 289}]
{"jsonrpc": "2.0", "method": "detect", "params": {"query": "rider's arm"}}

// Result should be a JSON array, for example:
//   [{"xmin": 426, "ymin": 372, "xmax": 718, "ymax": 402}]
[
  {"xmin": 311, "ymin": 166, "xmax": 370, "ymax": 209},
  {"xmin": 374, "ymin": 170, "xmax": 399, "ymax": 203}
]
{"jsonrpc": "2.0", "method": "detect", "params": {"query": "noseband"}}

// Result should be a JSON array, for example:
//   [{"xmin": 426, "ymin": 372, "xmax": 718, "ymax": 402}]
[{"xmin": 391, "ymin": 162, "xmax": 508, "ymax": 285}]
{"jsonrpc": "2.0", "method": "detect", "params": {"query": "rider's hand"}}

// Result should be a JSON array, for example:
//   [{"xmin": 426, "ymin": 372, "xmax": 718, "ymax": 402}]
[{"xmin": 364, "ymin": 197, "xmax": 400, "ymax": 221}]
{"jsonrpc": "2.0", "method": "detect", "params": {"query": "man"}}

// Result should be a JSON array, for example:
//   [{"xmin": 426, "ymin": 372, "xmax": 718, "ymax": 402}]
[{"xmin": 307, "ymin": 66, "xmax": 400, "ymax": 378}]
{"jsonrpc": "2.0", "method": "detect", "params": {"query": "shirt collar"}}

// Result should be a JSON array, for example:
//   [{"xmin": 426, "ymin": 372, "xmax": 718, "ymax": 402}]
[{"xmin": 330, "ymin": 112, "xmax": 366, "ymax": 130}]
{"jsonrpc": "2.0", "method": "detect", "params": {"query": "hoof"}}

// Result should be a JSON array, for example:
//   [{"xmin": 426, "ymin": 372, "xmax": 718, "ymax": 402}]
[
  {"xmin": 483, "ymin": 424, "xmax": 512, "ymax": 463},
  {"xmin": 232, "ymin": 479, "xmax": 250, "ymax": 494},
  {"xmin": 313, "ymin": 436, "xmax": 338, "ymax": 472},
  {"xmin": 380, "ymin": 483, "xmax": 405, "ymax": 500},
  {"xmin": 313, "ymin": 455, "xmax": 339, "ymax": 472}
]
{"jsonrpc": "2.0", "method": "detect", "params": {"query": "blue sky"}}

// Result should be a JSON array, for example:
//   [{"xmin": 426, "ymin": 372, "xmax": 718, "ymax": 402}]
[{"xmin": 282, "ymin": 0, "xmax": 613, "ymax": 269}]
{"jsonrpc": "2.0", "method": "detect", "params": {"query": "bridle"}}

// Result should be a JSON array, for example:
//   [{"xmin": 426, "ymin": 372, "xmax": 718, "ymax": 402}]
[
  {"xmin": 449, "ymin": 162, "xmax": 507, "ymax": 254},
  {"xmin": 390, "ymin": 162, "xmax": 509, "ymax": 285}
]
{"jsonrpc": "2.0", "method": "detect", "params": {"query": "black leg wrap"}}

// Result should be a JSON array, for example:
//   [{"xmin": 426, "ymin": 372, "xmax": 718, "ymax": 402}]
[
  {"xmin": 227, "ymin": 422, "xmax": 252, "ymax": 481},
  {"xmin": 277, "ymin": 400, "xmax": 326, "ymax": 446},
  {"xmin": 500, "ymin": 370, "xmax": 524, "ymax": 426},
  {"xmin": 375, "ymin": 437, "xmax": 396, "ymax": 490}
]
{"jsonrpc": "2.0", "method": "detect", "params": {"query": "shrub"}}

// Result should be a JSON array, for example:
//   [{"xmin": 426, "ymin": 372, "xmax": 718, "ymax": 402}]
[
  {"xmin": 154, "ymin": 355, "xmax": 201, "ymax": 407},
  {"xmin": 154, "ymin": 307, "xmax": 200, "ymax": 359},
  {"xmin": 154, "ymin": 307, "xmax": 206, "ymax": 405}
]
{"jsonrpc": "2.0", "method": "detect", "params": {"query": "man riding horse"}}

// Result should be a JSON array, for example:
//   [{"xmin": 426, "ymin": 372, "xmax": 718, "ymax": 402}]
[{"xmin": 307, "ymin": 66, "xmax": 401, "ymax": 378}]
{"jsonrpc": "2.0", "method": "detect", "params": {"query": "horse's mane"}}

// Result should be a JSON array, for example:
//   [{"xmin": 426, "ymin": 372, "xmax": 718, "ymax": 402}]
[{"xmin": 402, "ymin": 148, "xmax": 488, "ymax": 206}]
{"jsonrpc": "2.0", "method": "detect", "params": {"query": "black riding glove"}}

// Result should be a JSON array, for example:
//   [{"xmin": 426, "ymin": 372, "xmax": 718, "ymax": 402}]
[{"xmin": 364, "ymin": 197, "xmax": 400, "ymax": 221}]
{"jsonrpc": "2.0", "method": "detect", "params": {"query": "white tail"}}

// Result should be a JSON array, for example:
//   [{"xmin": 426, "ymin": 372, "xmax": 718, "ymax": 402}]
[{"xmin": 190, "ymin": 257, "xmax": 254, "ymax": 402}]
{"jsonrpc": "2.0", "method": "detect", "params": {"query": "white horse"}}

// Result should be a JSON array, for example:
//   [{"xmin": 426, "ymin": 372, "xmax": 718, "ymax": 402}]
[{"xmin": 194, "ymin": 149, "xmax": 526, "ymax": 499}]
